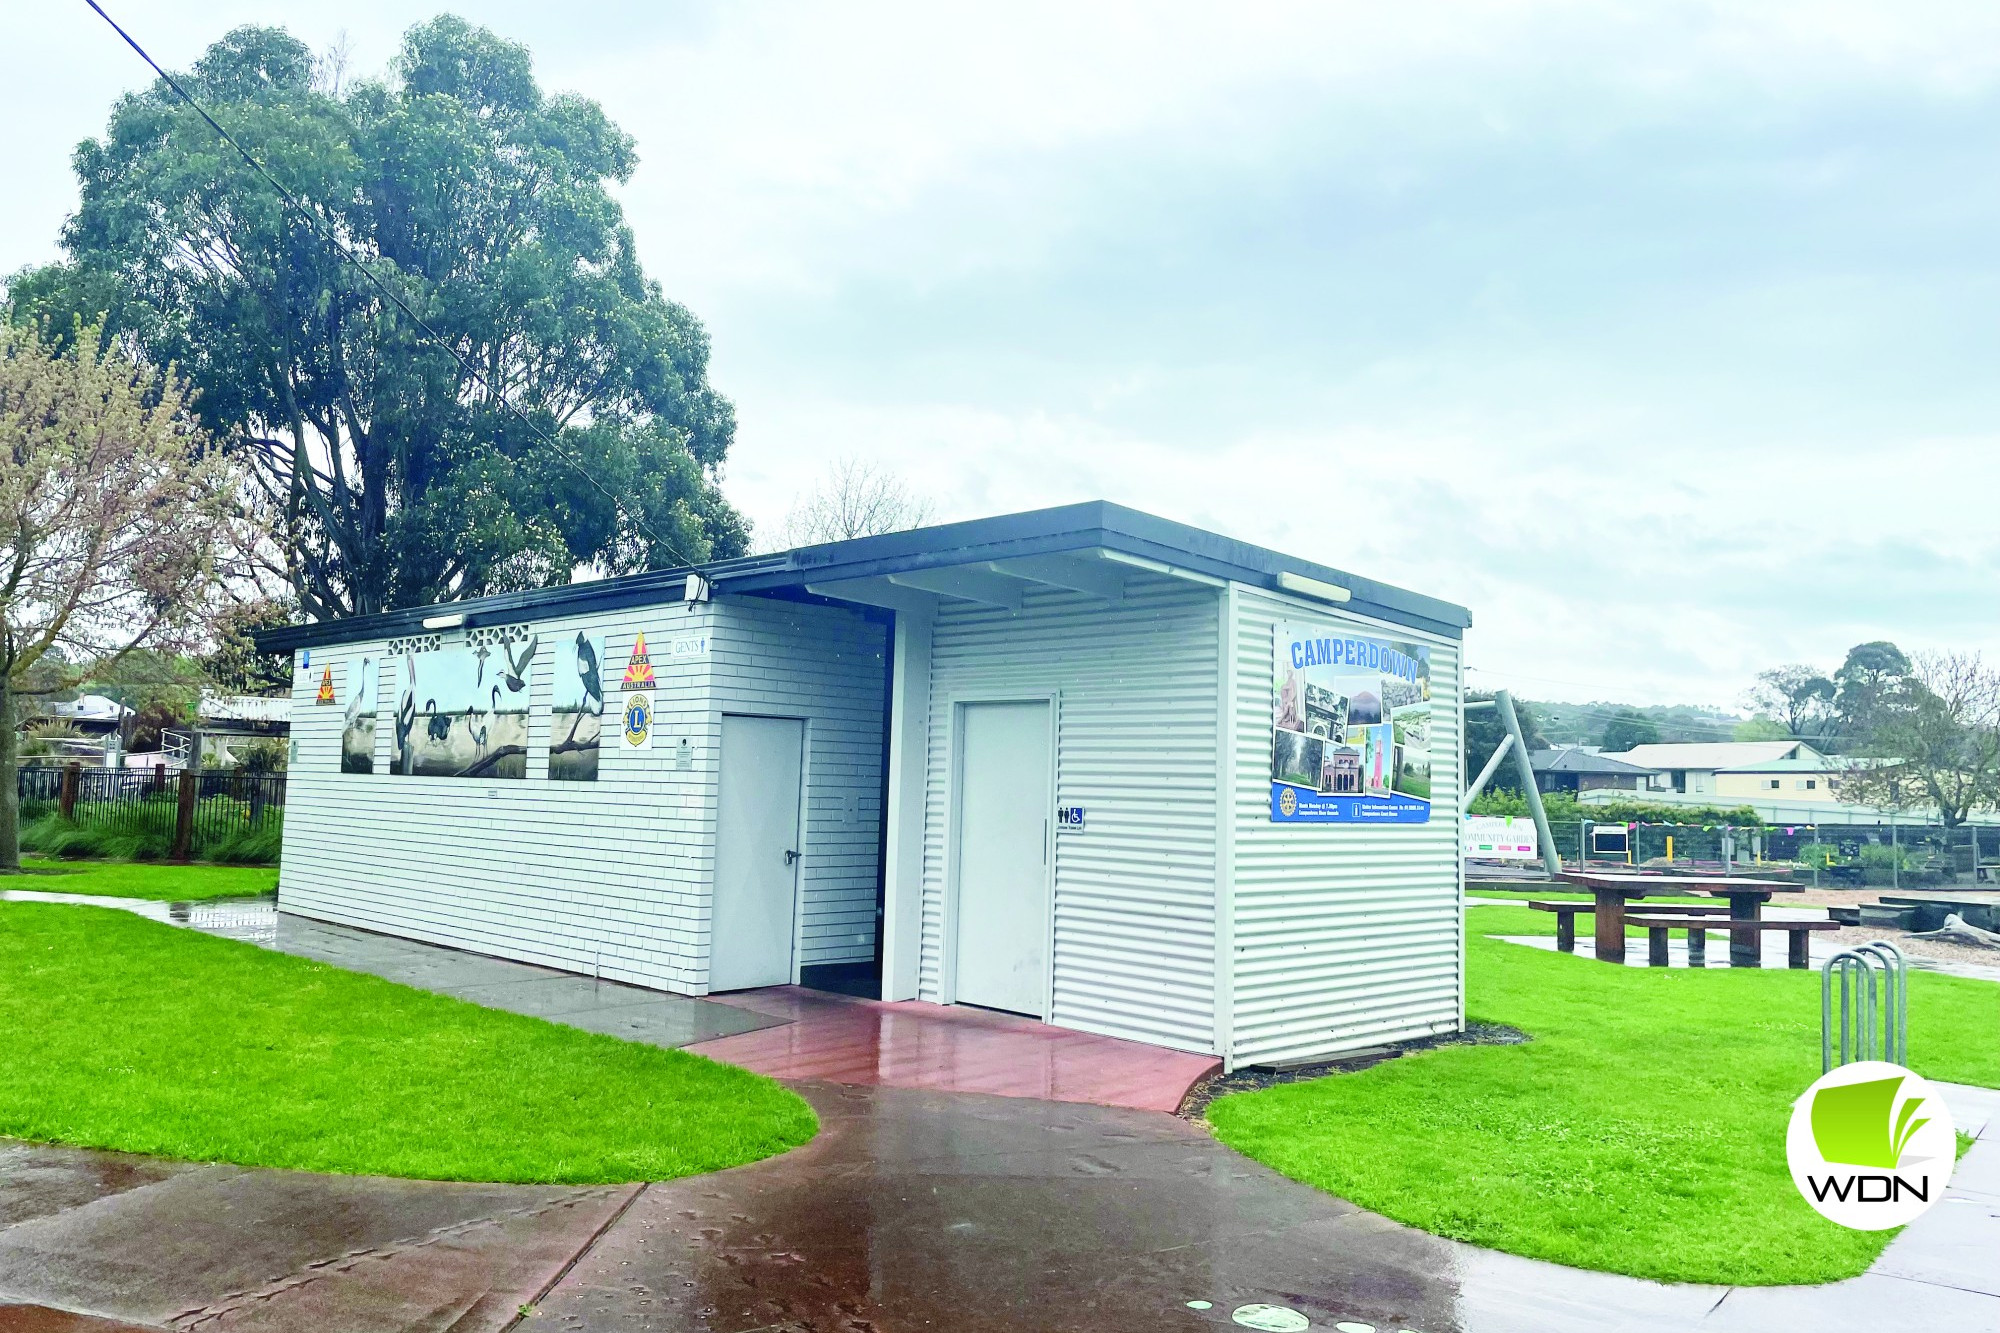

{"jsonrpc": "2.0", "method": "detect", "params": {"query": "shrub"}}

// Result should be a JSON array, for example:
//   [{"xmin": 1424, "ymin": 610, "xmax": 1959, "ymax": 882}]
[
  {"xmin": 1857, "ymin": 844, "xmax": 1919, "ymax": 869},
  {"xmin": 201, "ymin": 817, "xmax": 283, "ymax": 864},
  {"xmin": 1468, "ymin": 789, "xmax": 1765, "ymax": 827},
  {"xmin": 17, "ymin": 801, "xmax": 282, "ymax": 865},
  {"xmin": 20, "ymin": 812, "xmax": 170, "ymax": 861}
]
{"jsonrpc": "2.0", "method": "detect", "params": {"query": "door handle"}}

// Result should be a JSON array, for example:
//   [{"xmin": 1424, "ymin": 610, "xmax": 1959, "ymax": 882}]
[{"xmin": 784, "ymin": 849, "xmax": 801, "ymax": 865}]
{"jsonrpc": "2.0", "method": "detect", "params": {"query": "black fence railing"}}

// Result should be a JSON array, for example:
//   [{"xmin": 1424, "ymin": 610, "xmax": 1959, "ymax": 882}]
[{"xmin": 19, "ymin": 763, "xmax": 285, "ymax": 860}]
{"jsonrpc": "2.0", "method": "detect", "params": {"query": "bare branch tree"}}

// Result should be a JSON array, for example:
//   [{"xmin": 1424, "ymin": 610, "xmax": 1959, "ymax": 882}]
[
  {"xmin": 771, "ymin": 457, "xmax": 936, "ymax": 550},
  {"xmin": 1836, "ymin": 652, "xmax": 2000, "ymax": 827},
  {"xmin": 0, "ymin": 322, "xmax": 246, "ymax": 867},
  {"xmin": 1742, "ymin": 664, "xmax": 1836, "ymax": 739}
]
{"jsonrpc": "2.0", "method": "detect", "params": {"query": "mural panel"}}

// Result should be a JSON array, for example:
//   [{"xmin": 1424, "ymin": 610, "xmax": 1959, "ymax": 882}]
[
  {"xmin": 341, "ymin": 658, "xmax": 376, "ymax": 773},
  {"xmin": 550, "ymin": 632, "xmax": 605, "ymax": 781},
  {"xmin": 392, "ymin": 637, "xmax": 538, "ymax": 779}
]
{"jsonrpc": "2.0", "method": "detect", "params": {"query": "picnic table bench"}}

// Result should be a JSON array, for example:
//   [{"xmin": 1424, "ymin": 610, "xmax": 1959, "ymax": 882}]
[
  {"xmin": 1623, "ymin": 913, "xmax": 1837, "ymax": 969},
  {"xmin": 1553, "ymin": 871, "xmax": 1824, "ymax": 969},
  {"xmin": 1526, "ymin": 899, "xmax": 1835, "ymax": 969},
  {"xmin": 1529, "ymin": 900, "xmax": 1729, "ymax": 953}
]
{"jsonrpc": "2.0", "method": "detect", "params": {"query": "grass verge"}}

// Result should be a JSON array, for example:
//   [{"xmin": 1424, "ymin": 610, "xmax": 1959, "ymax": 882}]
[
  {"xmin": 7, "ymin": 858, "xmax": 277, "ymax": 901},
  {"xmin": 0, "ymin": 902, "xmax": 815, "ymax": 1183},
  {"xmin": 1207, "ymin": 906, "xmax": 2000, "ymax": 1286}
]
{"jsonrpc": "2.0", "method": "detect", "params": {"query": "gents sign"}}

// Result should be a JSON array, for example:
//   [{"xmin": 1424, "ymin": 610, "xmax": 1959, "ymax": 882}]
[{"xmin": 1270, "ymin": 622, "xmax": 1432, "ymax": 824}]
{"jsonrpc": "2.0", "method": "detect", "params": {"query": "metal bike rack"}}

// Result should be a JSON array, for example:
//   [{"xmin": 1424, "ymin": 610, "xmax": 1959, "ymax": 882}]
[{"xmin": 1821, "ymin": 941, "xmax": 1908, "ymax": 1072}]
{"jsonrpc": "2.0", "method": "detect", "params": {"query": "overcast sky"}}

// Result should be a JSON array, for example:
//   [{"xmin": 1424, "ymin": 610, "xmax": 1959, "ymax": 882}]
[{"xmin": 5, "ymin": 1, "xmax": 1996, "ymax": 710}]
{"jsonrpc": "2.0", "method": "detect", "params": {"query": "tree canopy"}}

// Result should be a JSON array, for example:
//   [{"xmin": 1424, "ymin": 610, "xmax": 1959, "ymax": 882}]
[
  {"xmin": 1832, "ymin": 640, "xmax": 1912, "ymax": 747},
  {"xmin": 1465, "ymin": 691, "xmax": 1546, "ymax": 794},
  {"xmin": 0, "ymin": 320, "xmax": 241, "ymax": 864},
  {"xmin": 772, "ymin": 457, "xmax": 936, "ymax": 550},
  {"xmin": 1598, "ymin": 710, "xmax": 1660, "ymax": 753},
  {"xmin": 1745, "ymin": 664, "xmax": 1834, "ymax": 739},
  {"xmin": 1836, "ymin": 653, "xmax": 2000, "ymax": 827},
  {"xmin": 7, "ymin": 17, "xmax": 746, "ymax": 620}
]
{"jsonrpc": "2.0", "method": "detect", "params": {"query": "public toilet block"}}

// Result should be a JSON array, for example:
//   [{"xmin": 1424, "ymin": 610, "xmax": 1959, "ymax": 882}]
[{"xmin": 262, "ymin": 503, "xmax": 1473, "ymax": 1067}]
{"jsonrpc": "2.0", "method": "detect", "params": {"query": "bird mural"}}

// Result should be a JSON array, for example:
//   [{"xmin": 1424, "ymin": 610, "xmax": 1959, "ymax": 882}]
[
  {"xmin": 574, "ymin": 632, "xmax": 603, "ymax": 711},
  {"xmin": 394, "ymin": 658, "xmax": 418, "ymax": 773},
  {"xmin": 501, "ymin": 635, "xmax": 539, "ymax": 694},
  {"xmin": 393, "ymin": 640, "xmax": 537, "ymax": 780}
]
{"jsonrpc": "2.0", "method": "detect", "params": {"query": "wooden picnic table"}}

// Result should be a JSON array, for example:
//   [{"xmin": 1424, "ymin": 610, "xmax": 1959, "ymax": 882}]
[{"xmin": 1556, "ymin": 871, "xmax": 1805, "ymax": 967}]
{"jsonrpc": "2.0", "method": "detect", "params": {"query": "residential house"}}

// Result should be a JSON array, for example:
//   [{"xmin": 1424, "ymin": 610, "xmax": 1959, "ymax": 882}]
[{"xmin": 1609, "ymin": 741, "xmax": 1818, "ymax": 798}]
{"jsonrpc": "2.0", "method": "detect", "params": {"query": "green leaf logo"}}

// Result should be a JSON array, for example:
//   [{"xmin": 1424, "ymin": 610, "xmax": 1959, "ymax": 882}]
[{"xmin": 1810, "ymin": 1076, "xmax": 1931, "ymax": 1170}]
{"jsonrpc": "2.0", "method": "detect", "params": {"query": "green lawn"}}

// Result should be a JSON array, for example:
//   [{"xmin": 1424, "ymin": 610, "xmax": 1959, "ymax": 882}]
[
  {"xmin": 0, "ymin": 902, "xmax": 815, "ymax": 1183},
  {"xmin": 1208, "ymin": 905, "xmax": 2000, "ymax": 1287},
  {"xmin": 6, "ymin": 858, "xmax": 277, "ymax": 901}
]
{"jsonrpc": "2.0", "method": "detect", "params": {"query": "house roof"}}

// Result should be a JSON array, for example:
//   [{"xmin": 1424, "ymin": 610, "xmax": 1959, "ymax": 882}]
[
  {"xmin": 256, "ymin": 501, "xmax": 1475, "ymax": 653},
  {"xmin": 45, "ymin": 695, "xmax": 131, "ymax": 723},
  {"xmin": 1611, "ymin": 741, "xmax": 1808, "ymax": 771},
  {"xmin": 199, "ymin": 694, "xmax": 292, "ymax": 725},
  {"xmin": 1717, "ymin": 756, "xmax": 1839, "ymax": 773},
  {"xmin": 1529, "ymin": 747, "xmax": 1659, "ymax": 775}
]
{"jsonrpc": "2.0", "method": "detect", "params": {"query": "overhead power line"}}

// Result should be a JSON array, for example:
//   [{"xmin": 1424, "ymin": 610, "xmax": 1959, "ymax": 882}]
[{"xmin": 80, "ymin": 0, "xmax": 704, "ymax": 575}]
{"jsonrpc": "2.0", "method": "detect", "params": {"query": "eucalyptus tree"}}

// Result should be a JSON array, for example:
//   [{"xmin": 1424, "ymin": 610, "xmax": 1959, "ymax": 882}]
[{"xmin": 8, "ymin": 16, "xmax": 745, "ymax": 619}]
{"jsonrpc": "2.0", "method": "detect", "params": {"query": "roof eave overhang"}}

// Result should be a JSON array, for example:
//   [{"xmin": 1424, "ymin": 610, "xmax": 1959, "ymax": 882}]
[{"xmin": 255, "ymin": 501, "xmax": 1473, "ymax": 654}]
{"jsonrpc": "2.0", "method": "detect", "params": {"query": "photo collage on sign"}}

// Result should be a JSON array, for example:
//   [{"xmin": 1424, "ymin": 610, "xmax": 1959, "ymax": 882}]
[{"xmin": 1271, "ymin": 622, "xmax": 1432, "ymax": 823}]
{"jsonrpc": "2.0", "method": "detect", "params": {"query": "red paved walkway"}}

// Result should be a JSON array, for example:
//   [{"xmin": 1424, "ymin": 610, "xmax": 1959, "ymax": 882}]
[{"xmin": 687, "ymin": 988, "xmax": 1219, "ymax": 1113}]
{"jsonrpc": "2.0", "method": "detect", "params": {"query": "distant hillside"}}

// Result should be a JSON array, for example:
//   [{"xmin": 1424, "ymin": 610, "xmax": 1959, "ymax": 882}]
[{"xmin": 1527, "ymin": 700, "xmax": 1746, "ymax": 748}]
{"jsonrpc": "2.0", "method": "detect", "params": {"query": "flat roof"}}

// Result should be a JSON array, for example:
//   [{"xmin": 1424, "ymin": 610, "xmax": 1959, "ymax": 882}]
[{"xmin": 257, "ymin": 501, "xmax": 1473, "ymax": 654}]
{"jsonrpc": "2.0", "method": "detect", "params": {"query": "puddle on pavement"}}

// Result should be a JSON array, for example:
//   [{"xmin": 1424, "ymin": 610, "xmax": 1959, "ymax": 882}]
[{"xmin": 0, "ymin": 890, "xmax": 278, "ymax": 944}]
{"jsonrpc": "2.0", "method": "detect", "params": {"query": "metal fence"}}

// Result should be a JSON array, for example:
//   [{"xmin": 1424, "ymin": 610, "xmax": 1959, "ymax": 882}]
[
  {"xmin": 19, "ymin": 763, "xmax": 285, "ymax": 859},
  {"xmin": 1544, "ymin": 816, "xmax": 1992, "ymax": 887}
]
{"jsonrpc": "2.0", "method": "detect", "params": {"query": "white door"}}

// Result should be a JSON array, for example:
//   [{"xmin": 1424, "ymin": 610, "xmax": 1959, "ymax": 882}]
[
  {"xmin": 711, "ymin": 715, "xmax": 805, "ymax": 992},
  {"xmin": 953, "ymin": 700, "xmax": 1052, "ymax": 1015}
]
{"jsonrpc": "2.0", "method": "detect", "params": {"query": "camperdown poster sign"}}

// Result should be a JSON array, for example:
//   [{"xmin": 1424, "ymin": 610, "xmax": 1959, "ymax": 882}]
[{"xmin": 1271, "ymin": 623, "xmax": 1433, "ymax": 823}]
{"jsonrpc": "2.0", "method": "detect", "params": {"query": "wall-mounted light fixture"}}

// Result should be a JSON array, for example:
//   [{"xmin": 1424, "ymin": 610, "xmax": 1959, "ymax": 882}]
[
  {"xmin": 420, "ymin": 612, "xmax": 465, "ymax": 630},
  {"xmin": 1276, "ymin": 571, "xmax": 1352, "ymax": 604}
]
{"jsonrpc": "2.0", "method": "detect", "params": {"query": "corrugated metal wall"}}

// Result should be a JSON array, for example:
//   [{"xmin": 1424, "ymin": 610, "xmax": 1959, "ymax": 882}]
[
  {"xmin": 1227, "ymin": 586, "xmax": 1465, "ymax": 1065},
  {"xmin": 708, "ymin": 600, "xmax": 888, "ymax": 969},
  {"xmin": 917, "ymin": 576, "xmax": 1221, "ymax": 1053},
  {"xmin": 279, "ymin": 597, "xmax": 886, "ymax": 993}
]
